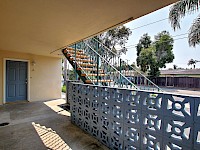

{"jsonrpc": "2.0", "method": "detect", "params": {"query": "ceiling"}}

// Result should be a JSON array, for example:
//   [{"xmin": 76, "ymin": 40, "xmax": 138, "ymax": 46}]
[{"xmin": 0, "ymin": 0, "xmax": 178, "ymax": 57}]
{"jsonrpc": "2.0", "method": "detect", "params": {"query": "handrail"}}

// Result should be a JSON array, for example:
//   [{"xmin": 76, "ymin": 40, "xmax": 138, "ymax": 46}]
[
  {"xmin": 92, "ymin": 37, "xmax": 163, "ymax": 91},
  {"xmin": 83, "ymin": 41, "xmax": 139, "ymax": 90}
]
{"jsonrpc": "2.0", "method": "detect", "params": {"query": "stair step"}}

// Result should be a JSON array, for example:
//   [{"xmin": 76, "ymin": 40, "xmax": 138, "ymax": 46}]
[
  {"xmin": 66, "ymin": 47, "xmax": 74, "ymax": 50},
  {"xmin": 66, "ymin": 53, "xmax": 89, "ymax": 58},
  {"xmin": 78, "ymin": 63, "xmax": 97, "ymax": 67},
  {"xmin": 67, "ymin": 51, "xmax": 84, "ymax": 55},
  {"xmin": 77, "ymin": 67, "xmax": 104, "ymax": 72},
  {"xmin": 64, "ymin": 49, "xmax": 84, "ymax": 55},
  {"xmin": 69, "ymin": 58, "xmax": 93, "ymax": 63},
  {"xmin": 81, "ymin": 73, "xmax": 107, "ymax": 77},
  {"xmin": 81, "ymin": 73, "xmax": 87, "ymax": 77},
  {"xmin": 66, "ymin": 47, "xmax": 83, "ymax": 52},
  {"xmin": 85, "ymin": 79, "xmax": 112, "ymax": 84},
  {"xmin": 70, "ymin": 55, "xmax": 89, "ymax": 59},
  {"xmin": 87, "ymin": 73, "xmax": 107, "ymax": 76}
]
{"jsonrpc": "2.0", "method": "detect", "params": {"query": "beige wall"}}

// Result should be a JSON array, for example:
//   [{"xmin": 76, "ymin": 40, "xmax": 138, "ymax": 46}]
[{"xmin": 0, "ymin": 50, "xmax": 62, "ymax": 105}]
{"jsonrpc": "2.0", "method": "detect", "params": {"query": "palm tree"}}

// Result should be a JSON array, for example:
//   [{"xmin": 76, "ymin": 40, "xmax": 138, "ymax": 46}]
[
  {"xmin": 188, "ymin": 58, "xmax": 200, "ymax": 68},
  {"xmin": 169, "ymin": 0, "xmax": 200, "ymax": 47}
]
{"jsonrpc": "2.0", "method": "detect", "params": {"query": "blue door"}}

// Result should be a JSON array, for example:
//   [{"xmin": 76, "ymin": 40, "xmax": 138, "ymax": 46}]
[{"xmin": 6, "ymin": 60, "xmax": 28, "ymax": 102}]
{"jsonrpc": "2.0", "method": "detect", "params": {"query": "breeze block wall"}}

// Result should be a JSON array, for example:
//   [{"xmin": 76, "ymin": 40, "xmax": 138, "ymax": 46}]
[{"xmin": 69, "ymin": 82, "xmax": 200, "ymax": 150}]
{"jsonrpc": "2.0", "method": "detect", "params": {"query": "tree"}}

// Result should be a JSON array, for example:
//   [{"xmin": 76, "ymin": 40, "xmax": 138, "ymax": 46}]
[
  {"xmin": 115, "ymin": 62, "xmax": 136, "ymax": 70},
  {"xmin": 136, "ymin": 34, "xmax": 152, "ymax": 66},
  {"xmin": 68, "ymin": 69, "xmax": 76, "ymax": 80},
  {"xmin": 99, "ymin": 26, "xmax": 132, "ymax": 55},
  {"xmin": 188, "ymin": 58, "xmax": 200, "ymax": 68},
  {"xmin": 169, "ymin": 0, "xmax": 200, "ymax": 47},
  {"xmin": 154, "ymin": 31, "xmax": 174, "ymax": 68},
  {"xmin": 130, "ymin": 62, "xmax": 136, "ymax": 68},
  {"xmin": 136, "ymin": 31, "xmax": 174, "ymax": 78},
  {"xmin": 138, "ymin": 46, "xmax": 156, "ymax": 72},
  {"xmin": 86, "ymin": 26, "xmax": 131, "ymax": 64}
]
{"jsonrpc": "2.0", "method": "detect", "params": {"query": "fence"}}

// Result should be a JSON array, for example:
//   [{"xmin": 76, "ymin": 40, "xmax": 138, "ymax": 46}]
[
  {"xmin": 154, "ymin": 77, "xmax": 200, "ymax": 88},
  {"xmin": 69, "ymin": 82, "xmax": 200, "ymax": 150}
]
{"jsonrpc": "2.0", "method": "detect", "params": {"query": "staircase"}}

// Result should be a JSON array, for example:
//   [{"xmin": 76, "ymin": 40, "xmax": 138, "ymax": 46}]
[
  {"xmin": 62, "ymin": 38, "xmax": 162, "ymax": 91},
  {"xmin": 63, "ymin": 47, "xmax": 119, "ymax": 85}
]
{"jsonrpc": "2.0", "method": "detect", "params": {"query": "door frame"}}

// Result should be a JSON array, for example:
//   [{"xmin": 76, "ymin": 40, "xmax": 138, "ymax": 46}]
[{"xmin": 3, "ymin": 58, "xmax": 30, "ymax": 104}]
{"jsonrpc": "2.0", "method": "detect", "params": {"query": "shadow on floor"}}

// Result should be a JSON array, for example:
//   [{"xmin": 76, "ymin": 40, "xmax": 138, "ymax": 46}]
[{"xmin": 0, "ymin": 99, "xmax": 108, "ymax": 150}]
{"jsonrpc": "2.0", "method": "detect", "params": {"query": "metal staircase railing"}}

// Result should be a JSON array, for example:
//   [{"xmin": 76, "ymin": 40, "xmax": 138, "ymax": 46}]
[
  {"xmin": 63, "ymin": 36, "xmax": 162, "ymax": 91},
  {"xmin": 84, "ymin": 41, "xmax": 139, "ymax": 89},
  {"xmin": 85, "ymin": 37, "xmax": 163, "ymax": 92},
  {"xmin": 62, "ymin": 41, "xmax": 139, "ymax": 89}
]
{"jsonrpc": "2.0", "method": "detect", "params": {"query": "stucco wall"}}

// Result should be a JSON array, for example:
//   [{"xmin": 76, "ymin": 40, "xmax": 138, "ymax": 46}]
[{"xmin": 0, "ymin": 50, "xmax": 62, "ymax": 104}]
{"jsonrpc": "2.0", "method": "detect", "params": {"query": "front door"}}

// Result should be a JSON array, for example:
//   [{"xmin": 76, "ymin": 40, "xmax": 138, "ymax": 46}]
[{"xmin": 6, "ymin": 60, "xmax": 28, "ymax": 102}]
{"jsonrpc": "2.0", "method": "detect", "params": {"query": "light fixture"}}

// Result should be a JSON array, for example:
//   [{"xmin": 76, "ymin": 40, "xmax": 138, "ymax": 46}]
[
  {"xmin": 31, "ymin": 60, "xmax": 36, "ymax": 66},
  {"xmin": 31, "ymin": 60, "xmax": 36, "ymax": 71}
]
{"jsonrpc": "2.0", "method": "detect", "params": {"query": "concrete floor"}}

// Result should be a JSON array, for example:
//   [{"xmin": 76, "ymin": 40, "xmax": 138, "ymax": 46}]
[{"xmin": 0, "ymin": 99, "xmax": 108, "ymax": 150}]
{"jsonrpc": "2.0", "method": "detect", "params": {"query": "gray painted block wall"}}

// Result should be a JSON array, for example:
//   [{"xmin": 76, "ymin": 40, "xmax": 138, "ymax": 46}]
[{"xmin": 69, "ymin": 82, "xmax": 200, "ymax": 150}]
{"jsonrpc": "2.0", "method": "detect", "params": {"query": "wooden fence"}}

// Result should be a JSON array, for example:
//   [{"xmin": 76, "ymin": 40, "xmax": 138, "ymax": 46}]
[{"xmin": 153, "ymin": 77, "xmax": 200, "ymax": 88}]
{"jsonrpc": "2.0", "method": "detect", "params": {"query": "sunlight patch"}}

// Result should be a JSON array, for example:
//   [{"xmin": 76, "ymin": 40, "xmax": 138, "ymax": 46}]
[{"xmin": 32, "ymin": 122, "xmax": 72, "ymax": 150}]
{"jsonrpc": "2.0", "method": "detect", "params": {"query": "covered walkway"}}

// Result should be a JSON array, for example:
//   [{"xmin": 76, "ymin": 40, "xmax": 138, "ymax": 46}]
[{"xmin": 0, "ymin": 99, "xmax": 108, "ymax": 150}]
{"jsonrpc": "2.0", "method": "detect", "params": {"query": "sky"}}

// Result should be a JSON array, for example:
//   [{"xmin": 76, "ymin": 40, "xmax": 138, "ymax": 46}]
[{"xmin": 122, "ymin": 5, "xmax": 200, "ymax": 69}]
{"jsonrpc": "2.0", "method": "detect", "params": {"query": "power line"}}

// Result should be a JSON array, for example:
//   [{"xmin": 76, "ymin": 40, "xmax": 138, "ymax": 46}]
[
  {"xmin": 129, "ymin": 9, "xmax": 199, "ymax": 31},
  {"xmin": 171, "ymin": 33, "xmax": 188, "ymax": 38},
  {"xmin": 128, "ymin": 36, "xmax": 187, "ymax": 49},
  {"xmin": 116, "ymin": 36, "xmax": 188, "ymax": 50},
  {"xmin": 130, "ymin": 18, "xmax": 168, "ymax": 31},
  {"xmin": 124, "ymin": 33, "xmax": 188, "ymax": 48},
  {"xmin": 126, "ymin": 36, "xmax": 187, "ymax": 49},
  {"xmin": 125, "ymin": 8, "xmax": 199, "ymax": 48}
]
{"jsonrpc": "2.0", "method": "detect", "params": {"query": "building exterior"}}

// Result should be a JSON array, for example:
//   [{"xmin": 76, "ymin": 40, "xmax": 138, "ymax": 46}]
[
  {"xmin": 0, "ymin": 0, "xmax": 178, "ymax": 105},
  {"xmin": 156, "ymin": 69, "xmax": 200, "ymax": 88},
  {"xmin": 0, "ymin": 50, "xmax": 62, "ymax": 104},
  {"xmin": 160, "ymin": 69, "xmax": 200, "ymax": 78},
  {"xmin": 4, "ymin": 1, "xmax": 200, "ymax": 150}
]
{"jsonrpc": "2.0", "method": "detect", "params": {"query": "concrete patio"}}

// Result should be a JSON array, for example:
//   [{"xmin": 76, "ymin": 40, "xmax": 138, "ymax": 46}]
[{"xmin": 0, "ymin": 99, "xmax": 108, "ymax": 150}]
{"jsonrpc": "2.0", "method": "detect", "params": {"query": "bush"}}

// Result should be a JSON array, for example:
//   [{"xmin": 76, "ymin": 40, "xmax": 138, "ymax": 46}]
[{"xmin": 62, "ymin": 85, "xmax": 66, "ymax": 93}]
